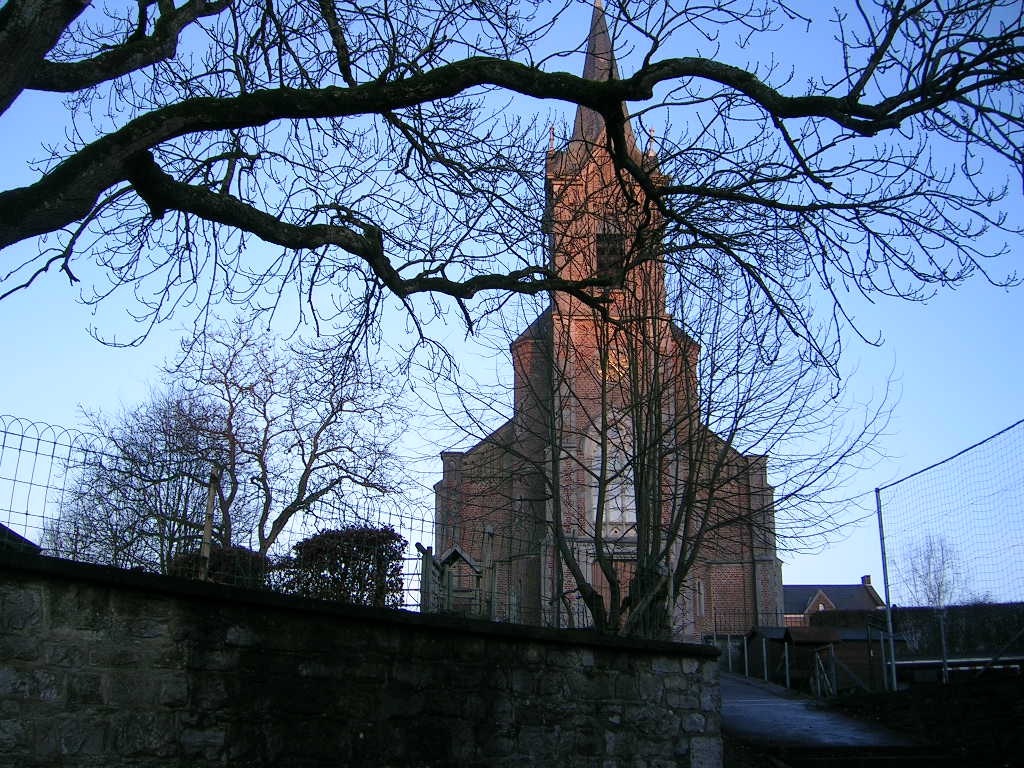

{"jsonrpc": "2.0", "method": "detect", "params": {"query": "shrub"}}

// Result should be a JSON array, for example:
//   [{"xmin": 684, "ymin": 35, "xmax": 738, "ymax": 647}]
[
  {"xmin": 169, "ymin": 545, "xmax": 268, "ymax": 589},
  {"xmin": 278, "ymin": 525, "xmax": 407, "ymax": 608}
]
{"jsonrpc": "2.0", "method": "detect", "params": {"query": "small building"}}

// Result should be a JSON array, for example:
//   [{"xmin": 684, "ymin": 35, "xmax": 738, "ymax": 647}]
[
  {"xmin": 784, "ymin": 575, "xmax": 884, "ymax": 627},
  {"xmin": 784, "ymin": 625, "xmax": 902, "ymax": 694}
]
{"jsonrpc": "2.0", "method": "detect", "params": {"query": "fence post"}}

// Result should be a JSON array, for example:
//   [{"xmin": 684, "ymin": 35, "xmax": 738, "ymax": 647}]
[
  {"xmin": 416, "ymin": 543, "xmax": 434, "ymax": 612},
  {"xmin": 200, "ymin": 465, "xmax": 221, "ymax": 581},
  {"xmin": 829, "ymin": 644, "xmax": 838, "ymax": 695},
  {"xmin": 784, "ymin": 642, "xmax": 790, "ymax": 689},
  {"xmin": 876, "ymin": 487, "xmax": 899, "ymax": 690}
]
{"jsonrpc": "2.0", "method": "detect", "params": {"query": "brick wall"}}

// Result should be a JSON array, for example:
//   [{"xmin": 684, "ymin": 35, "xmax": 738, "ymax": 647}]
[{"xmin": 0, "ymin": 553, "xmax": 722, "ymax": 767}]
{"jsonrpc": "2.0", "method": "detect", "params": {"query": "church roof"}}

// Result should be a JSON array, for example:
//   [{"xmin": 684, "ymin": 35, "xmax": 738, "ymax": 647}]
[{"xmin": 512, "ymin": 306, "xmax": 552, "ymax": 347}]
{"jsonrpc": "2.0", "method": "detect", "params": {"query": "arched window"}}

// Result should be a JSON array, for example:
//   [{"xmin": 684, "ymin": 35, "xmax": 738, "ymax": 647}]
[
  {"xmin": 694, "ymin": 578, "xmax": 706, "ymax": 618},
  {"xmin": 586, "ymin": 422, "xmax": 636, "ymax": 528}
]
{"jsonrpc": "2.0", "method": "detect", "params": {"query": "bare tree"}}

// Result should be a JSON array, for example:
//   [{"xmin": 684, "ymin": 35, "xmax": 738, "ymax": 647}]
[
  {"xmin": 47, "ymin": 324, "xmax": 404, "ymax": 567},
  {"xmin": 0, "ymin": 0, "xmax": 1019, "ymax": 361},
  {"xmin": 901, "ymin": 535, "xmax": 964, "ymax": 607},
  {"xmin": 45, "ymin": 389, "xmax": 236, "ymax": 571},
  {"xmin": 174, "ymin": 321, "xmax": 404, "ymax": 557}
]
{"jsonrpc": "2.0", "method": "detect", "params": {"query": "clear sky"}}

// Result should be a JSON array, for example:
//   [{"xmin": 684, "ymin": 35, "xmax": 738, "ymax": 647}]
[{"xmin": 1, "ymin": 1, "xmax": 1021, "ymax": 596}]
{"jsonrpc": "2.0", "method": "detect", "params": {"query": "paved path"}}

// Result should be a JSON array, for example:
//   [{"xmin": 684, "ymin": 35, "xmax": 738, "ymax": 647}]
[{"xmin": 719, "ymin": 673, "xmax": 915, "ymax": 749}]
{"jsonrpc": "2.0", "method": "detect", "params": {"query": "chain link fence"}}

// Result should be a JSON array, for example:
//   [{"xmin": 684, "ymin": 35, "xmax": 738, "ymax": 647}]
[{"xmin": 0, "ymin": 414, "xmax": 431, "ymax": 609}]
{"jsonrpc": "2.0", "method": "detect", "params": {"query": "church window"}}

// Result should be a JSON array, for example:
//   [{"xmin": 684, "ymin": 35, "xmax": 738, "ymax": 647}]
[
  {"xmin": 596, "ymin": 233, "xmax": 625, "ymax": 277},
  {"xmin": 587, "ymin": 424, "xmax": 636, "ymax": 527},
  {"xmin": 695, "ymin": 578, "xmax": 706, "ymax": 617}
]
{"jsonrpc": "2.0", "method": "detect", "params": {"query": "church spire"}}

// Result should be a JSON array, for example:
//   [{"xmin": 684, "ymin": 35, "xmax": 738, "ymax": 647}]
[{"xmin": 570, "ymin": 0, "xmax": 637, "ymax": 152}]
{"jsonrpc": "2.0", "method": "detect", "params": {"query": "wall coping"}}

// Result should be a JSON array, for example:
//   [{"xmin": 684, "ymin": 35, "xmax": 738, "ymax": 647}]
[{"xmin": 0, "ymin": 551, "xmax": 718, "ymax": 659}]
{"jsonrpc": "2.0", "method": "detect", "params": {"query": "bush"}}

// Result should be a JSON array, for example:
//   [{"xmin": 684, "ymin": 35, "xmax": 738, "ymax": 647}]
[
  {"xmin": 277, "ymin": 525, "xmax": 407, "ymax": 608},
  {"xmin": 169, "ymin": 545, "xmax": 268, "ymax": 589}
]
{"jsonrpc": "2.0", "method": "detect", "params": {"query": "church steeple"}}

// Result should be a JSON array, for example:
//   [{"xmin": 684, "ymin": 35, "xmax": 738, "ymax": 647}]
[
  {"xmin": 544, "ymin": 0, "xmax": 666, "ymax": 316},
  {"xmin": 554, "ymin": 0, "xmax": 641, "ymax": 169},
  {"xmin": 572, "ymin": 0, "xmax": 623, "ymax": 146}
]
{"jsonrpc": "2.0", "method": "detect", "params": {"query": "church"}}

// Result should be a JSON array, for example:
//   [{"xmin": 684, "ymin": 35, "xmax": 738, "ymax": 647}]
[{"xmin": 430, "ymin": 2, "xmax": 783, "ymax": 640}]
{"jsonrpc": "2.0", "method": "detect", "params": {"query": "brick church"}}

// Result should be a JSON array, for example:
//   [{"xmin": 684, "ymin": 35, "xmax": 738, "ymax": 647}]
[{"xmin": 430, "ymin": 1, "xmax": 783, "ymax": 640}]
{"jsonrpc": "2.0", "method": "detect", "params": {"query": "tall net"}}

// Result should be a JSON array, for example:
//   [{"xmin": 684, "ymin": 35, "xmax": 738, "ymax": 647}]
[
  {"xmin": 879, "ymin": 418, "xmax": 1024, "ymax": 607},
  {"xmin": 878, "ymin": 418, "xmax": 1024, "ymax": 664}
]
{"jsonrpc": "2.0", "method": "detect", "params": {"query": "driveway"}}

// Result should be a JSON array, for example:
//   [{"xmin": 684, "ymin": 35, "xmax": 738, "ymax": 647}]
[{"xmin": 719, "ymin": 673, "xmax": 915, "ymax": 749}]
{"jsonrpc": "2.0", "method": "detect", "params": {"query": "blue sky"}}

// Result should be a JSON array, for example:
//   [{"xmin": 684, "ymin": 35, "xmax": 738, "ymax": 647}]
[{"xmin": 1, "ymin": 1, "xmax": 1021, "ymax": 594}]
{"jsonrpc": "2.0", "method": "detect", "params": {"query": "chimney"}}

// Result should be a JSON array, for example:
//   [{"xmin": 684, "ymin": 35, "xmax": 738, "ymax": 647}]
[{"xmin": 861, "ymin": 575, "xmax": 871, "ymax": 586}]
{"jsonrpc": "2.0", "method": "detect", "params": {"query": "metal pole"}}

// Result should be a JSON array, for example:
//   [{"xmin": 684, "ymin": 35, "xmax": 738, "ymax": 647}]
[
  {"xmin": 939, "ymin": 609, "xmax": 949, "ymax": 684},
  {"xmin": 879, "ymin": 627, "xmax": 888, "ymax": 692},
  {"xmin": 875, "ymin": 487, "xmax": 899, "ymax": 690},
  {"xmin": 743, "ymin": 635, "xmax": 749, "ymax": 677},
  {"xmin": 763, "ymin": 637, "xmax": 769, "ymax": 682}
]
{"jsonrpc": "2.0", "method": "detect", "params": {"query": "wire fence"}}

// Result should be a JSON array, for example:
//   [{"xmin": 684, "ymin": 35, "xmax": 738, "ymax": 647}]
[
  {"xmin": 0, "ymin": 414, "xmax": 433, "ymax": 610},
  {"xmin": 877, "ymin": 418, "xmax": 1024, "ymax": 679}
]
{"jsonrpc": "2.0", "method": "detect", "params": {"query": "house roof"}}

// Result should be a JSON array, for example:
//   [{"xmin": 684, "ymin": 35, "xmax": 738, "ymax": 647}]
[
  {"xmin": 784, "ymin": 583, "xmax": 884, "ymax": 614},
  {"xmin": 436, "ymin": 544, "xmax": 482, "ymax": 573}
]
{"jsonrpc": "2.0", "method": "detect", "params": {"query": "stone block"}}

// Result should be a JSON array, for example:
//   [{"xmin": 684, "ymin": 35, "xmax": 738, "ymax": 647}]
[
  {"xmin": 683, "ymin": 712, "xmax": 707, "ymax": 734},
  {"xmin": 225, "ymin": 623, "xmax": 260, "ymax": 647},
  {"xmin": 67, "ymin": 672, "xmax": 103, "ymax": 705},
  {"xmin": 613, "ymin": 674, "xmax": 638, "ymax": 699},
  {"xmin": 180, "ymin": 726, "xmax": 226, "ymax": 759},
  {"xmin": 636, "ymin": 672, "xmax": 664, "ymax": 701},
  {"xmin": 111, "ymin": 711, "xmax": 177, "ymax": 757},
  {"xmin": 666, "ymin": 691, "xmax": 699, "ymax": 710},
  {"xmin": 104, "ymin": 673, "xmax": 163, "ymax": 708},
  {"xmin": 0, "ymin": 588, "xmax": 43, "ymax": 632},
  {"xmin": 159, "ymin": 675, "xmax": 189, "ymax": 707},
  {"xmin": 688, "ymin": 735, "xmax": 723, "ymax": 768},
  {"xmin": 4, "ymin": 668, "xmax": 63, "ymax": 703},
  {"xmin": 0, "ymin": 635, "xmax": 42, "ymax": 662},
  {"xmin": 49, "ymin": 586, "xmax": 107, "ymax": 632},
  {"xmin": 700, "ymin": 686, "xmax": 720, "ymax": 712},
  {"xmin": 651, "ymin": 656, "xmax": 680, "ymax": 675},
  {"xmin": 0, "ymin": 716, "xmax": 28, "ymax": 752},
  {"xmin": 190, "ymin": 676, "xmax": 228, "ymax": 710},
  {"xmin": 55, "ymin": 716, "xmax": 106, "ymax": 756}
]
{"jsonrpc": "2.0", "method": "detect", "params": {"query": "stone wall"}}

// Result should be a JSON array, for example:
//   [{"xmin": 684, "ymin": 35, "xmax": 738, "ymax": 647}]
[{"xmin": 0, "ymin": 553, "xmax": 721, "ymax": 767}]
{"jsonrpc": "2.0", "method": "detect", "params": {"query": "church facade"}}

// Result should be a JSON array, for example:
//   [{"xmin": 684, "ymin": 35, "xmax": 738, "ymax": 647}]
[{"xmin": 431, "ymin": 3, "xmax": 783, "ymax": 640}]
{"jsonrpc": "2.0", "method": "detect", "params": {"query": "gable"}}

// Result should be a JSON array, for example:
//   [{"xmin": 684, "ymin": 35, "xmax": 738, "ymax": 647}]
[{"xmin": 784, "ymin": 584, "xmax": 885, "ymax": 614}]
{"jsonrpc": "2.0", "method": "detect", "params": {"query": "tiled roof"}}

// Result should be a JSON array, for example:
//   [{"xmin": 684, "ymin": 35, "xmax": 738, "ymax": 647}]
[{"xmin": 784, "ymin": 584, "xmax": 884, "ymax": 614}]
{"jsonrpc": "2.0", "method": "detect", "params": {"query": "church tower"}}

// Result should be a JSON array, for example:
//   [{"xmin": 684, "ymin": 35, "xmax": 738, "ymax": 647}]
[
  {"xmin": 543, "ymin": 0, "xmax": 666, "ymax": 323},
  {"xmin": 433, "ymin": 0, "xmax": 784, "ymax": 638}
]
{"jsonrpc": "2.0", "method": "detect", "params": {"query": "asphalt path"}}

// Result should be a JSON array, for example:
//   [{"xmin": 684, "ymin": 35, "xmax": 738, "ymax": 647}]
[{"xmin": 719, "ymin": 672, "xmax": 915, "ymax": 749}]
